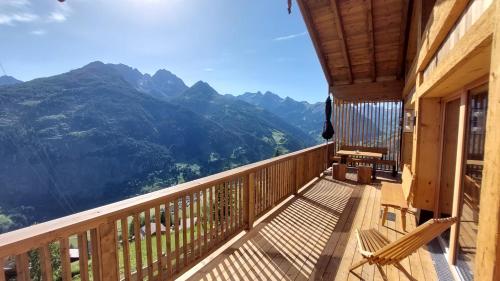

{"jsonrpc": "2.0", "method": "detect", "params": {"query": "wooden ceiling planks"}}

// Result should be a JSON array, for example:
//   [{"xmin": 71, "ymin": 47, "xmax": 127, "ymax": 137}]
[{"xmin": 300, "ymin": 0, "xmax": 410, "ymax": 101}]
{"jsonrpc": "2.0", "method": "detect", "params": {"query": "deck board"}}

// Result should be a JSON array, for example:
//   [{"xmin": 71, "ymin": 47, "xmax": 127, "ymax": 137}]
[{"xmin": 184, "ymin": 175, "xmax": 439, "ymax": 281}]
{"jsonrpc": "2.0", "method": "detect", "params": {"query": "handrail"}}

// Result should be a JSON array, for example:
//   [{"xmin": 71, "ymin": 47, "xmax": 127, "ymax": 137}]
[{"xmin": 0, "ymin": 142, "xmax": 334, "ymax": 281}]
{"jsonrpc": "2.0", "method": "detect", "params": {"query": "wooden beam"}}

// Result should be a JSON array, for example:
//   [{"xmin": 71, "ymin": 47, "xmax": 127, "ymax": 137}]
[
  {"xmin": 475, "ymin": 0, "xmax": 500, "ymax": 279},
  {"xmin": 404, "ymin": 0, "xmax": 472, "ymax": 94},
  {"xmin": 397, "ymin": 0, "xmax": 410, "ymax": 79},
  {"xmin": 417, "ymin": 0, "xmax": 472, "ymax": 73},
  {"xmin": 296, "ymin": 0, "xmax": 333, "ymax": 86},
  {"xmin": 329, "ymin": 0, "xmax": 353, "ymax": 84},
  {"xmin": 331, "ymin": 80, "xmax": 403, "ymax": 102},
  {"xmin": 367, "ymin": 0, "xmax": 376, "ymax": 82},
  {"xmin": 418, "ymin": 7, "xmax": 494, "ymax": 98}
]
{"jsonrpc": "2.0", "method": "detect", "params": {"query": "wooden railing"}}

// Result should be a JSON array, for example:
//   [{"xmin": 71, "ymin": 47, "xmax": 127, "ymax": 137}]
[{"xmin": 0, "ymin": 143, "xmax": 333, "ymax": 281}]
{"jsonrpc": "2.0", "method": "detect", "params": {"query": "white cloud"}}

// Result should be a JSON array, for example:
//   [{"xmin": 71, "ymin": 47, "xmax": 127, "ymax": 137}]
[
  {"xmin": 273, "ymin": 31, "xmax": 307, "ymax": 41},
  {"xmin": 31, "ymin": 29, "xmax": 46, "ymax": 35},
  {"xmin": 0, "ymin": 0, "xmax": 31, "ymax": 8},
  {"xmin": 0, "ymin": 13, "xmax": 38, "ymax": 25},
  {"xmin": 203, "ymin": 68, "xmax": 214, "ymax": 72},
  {"xmin": 48, "ymin": 12, "xmax": 66, "ymax": 22}
]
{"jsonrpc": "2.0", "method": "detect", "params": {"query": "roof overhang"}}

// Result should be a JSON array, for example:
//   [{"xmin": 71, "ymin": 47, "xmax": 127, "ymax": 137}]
[{"xmin": 297, "ymin": 0, "xmax": 411, "ymax": 101}]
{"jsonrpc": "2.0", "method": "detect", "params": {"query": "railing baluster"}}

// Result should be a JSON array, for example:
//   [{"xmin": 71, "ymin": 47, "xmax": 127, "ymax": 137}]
[
  {"xmin": 154, "ymin": 206, "xmax": 163, "ymax": 281},
  {"xmin": 78, "ymin": 232, "xmax": 89, "ymax": 281},
  {"xmin": 59, "ymin": 238, "xmax": 72, "ymax": 281},
  {"xmin": 97, "ymin": 221, "xmax": 119, "ymax": 281},
  {"xmin": 133, "ymin": 214, "xmax": 142, "ymax": 281},
  {"xmin": 246, "ymin": 172, "xmax": 255, "ymax": 230},
  {"xmin": 174, "ymin": 198, "xmax": 180, "ymax": 273},
  {"xmin": 120, "ymin": 218, "xmax": 131, "ymax": 281},
  {"xmin": 189, "ymin": 193, "xmax": 194, "ymax": 263},
  {"xmin": 15, "ymin": 253, "xmax": 29, "ymax": 281},
  {"xmin": 39, "ymin": 244, "xmax": 53, "ymax": 281},
  {"xmin": 231, "ymin": 181, "xmax": 235, "ymax": 233},
  {"xmin": 182, "ymin": 196, "xmax": 187, "ymax": 267},
  {"xmin": 90, "ymin": 229, "xmax": 102, "ymax": 281},
  {"xmin": 0, "ymin": 257, "xmax": 5, "ymax": 281},
  {"xmin": 165, "ymin": 200, "xmax": 172, "ymax": 277},
  {"xmin": 144, "ymin": 209, "xmax": 153, "ymax": 281},
  {"xmin": 208, "ymin": 187, "xmax": 214, "ymax": 249},
  {"xmin": 203, "ymin": 188, "xmax": 208, "ymax": 254},
  {"xmin": 225, "ymin": 182, "xmax": 229, "ymax": 237},
  {"xmin": 196, "ymin": 190, "xmax": 201, "ymax": 258},
  {"xmin": 214, "ymin": 185, "xmax": 220, "ymax": 244}
]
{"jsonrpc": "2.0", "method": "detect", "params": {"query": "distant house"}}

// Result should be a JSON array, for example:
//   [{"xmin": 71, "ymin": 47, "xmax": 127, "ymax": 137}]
[
  {"xmin": 69, "ymin": 248, "xmax": 80, "ymax": 262},
  {"xmin": 140, "ymin": 223, "xmax": 167, "ymax": 239}
]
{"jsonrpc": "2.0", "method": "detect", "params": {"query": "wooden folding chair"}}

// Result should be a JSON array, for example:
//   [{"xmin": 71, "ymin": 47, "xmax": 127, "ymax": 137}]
[{"xmin": 349, "ymin": 217, "xmax": 456, "ymax": 280}]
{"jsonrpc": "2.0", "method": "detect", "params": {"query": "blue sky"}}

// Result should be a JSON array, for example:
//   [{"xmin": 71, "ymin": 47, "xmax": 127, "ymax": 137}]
[{"xmin": 0, "ymin": 0, "xmax": 327, "ymax": 103}]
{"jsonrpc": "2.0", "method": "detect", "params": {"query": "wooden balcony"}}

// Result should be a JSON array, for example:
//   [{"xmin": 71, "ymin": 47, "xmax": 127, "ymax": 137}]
[
  {"xmin": 0, "ymin": 142, "xmax": 441, "ymax": 281},
  {"xmin": 182, "ymin": 173, "xmax": 438, "ymax": 281}
]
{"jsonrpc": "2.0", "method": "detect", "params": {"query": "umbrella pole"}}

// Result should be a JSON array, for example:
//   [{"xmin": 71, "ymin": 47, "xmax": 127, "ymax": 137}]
[{"xmin": 325, "ymin": 138, "xmax": 329, "ymax": 171}]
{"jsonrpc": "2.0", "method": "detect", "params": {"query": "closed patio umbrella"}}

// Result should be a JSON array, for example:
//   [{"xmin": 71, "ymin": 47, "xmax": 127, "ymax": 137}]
[
  {"xmin": 322, "ymin": 95, "xmax": 334, "ymax": 170},
  {"xmin": 322, "ymin": 95, "xmax": 334, "ymax": 140}
]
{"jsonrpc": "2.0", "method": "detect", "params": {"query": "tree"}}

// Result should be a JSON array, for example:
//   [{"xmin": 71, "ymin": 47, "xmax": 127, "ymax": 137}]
[{"xmin": 28, "ymin": 243, "xmax": 62, "ymax": 281}]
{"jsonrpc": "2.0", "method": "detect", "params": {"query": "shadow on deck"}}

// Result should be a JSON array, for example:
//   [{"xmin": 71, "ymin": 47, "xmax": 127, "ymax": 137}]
[{"xmin": 183, "ymin": 174, "xmax": 439, "ymax": 281}]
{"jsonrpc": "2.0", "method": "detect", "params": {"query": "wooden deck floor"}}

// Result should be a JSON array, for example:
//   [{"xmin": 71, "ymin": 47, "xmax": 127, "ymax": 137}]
[{"xmin": 184, "ymin": 175, "xmax": 439, "ymax": 281}]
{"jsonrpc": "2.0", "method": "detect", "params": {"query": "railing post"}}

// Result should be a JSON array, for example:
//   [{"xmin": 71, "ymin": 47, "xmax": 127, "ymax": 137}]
[
  {"xmin": 292, "ymin": 158, "xmax": 298, "ymax": 194},
  {"xmin": 97, "ymin": 221, "xmax": 119, "ymax": 281},
  {"xmin": 244, "ymin": 172, "xmax": 255, "ymax": 230}
]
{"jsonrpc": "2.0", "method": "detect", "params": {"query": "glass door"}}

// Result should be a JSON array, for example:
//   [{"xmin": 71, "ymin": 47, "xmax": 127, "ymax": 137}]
[{"xmin": 456, "ymin": 86, "xmax": 488, "ymax": 279}]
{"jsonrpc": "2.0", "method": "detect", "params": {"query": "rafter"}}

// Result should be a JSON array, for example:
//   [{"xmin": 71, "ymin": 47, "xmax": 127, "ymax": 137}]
[
  {"xmin": 367, "ymin": 0, "xmax": 376, "ymax": 82},
  {"xmin": 329, "ymin": 0, "xmax": 353, "ymax": 84},
  {"xmin": 396, "ymin": 0, "xmax": 411, "ymax": 79},
  {"xmin": 296, "ymin": 0, "xmax": 333, "ymax": 86}
]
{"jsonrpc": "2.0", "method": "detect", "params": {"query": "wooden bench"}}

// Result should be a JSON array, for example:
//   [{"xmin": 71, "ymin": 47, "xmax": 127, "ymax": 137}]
[{"xmin": 381, "ymin": 164, "xmax": 414, "ymax": 231}]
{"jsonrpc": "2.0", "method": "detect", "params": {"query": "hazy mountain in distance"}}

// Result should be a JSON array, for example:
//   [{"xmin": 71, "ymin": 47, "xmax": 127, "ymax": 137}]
[
  {"xmin": 107, "ymin": 63, "xmax": 188, "ymax": 99},
  {"xmin": 238, "ymin": 91, "xmax": 324, "ymax": 142},
  {"xmin": 0, "ymin": 75, "xmax": 22, "ymax": 86}
]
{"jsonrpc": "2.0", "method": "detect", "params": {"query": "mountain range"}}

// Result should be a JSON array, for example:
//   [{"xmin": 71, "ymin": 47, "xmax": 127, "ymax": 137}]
[{"xmin": 0, "ymin": 62, "xmax": 323, "ymax": 232}]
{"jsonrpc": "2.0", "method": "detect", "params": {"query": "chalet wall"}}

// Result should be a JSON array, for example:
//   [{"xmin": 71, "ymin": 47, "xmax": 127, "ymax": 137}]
[
  {"xmin": 438, "ymin": 98, "xmax": 460, "ymax": 215},
  {"xmin": 475, "ymin": 0, "xmax": 500, "ymax": 279},
  {"xmin": 412, "ymin": 98, "xmax": 441, "ymax": 211},
  {"xmin": 401, "ymin": 132, "xmax": 413, "ymax": 167}
]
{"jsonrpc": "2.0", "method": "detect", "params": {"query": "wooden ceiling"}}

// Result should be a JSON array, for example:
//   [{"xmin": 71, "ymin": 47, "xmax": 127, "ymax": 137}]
[{"xmin": 297, "ymin": 0, "xmax": 411, "ymax": 101}]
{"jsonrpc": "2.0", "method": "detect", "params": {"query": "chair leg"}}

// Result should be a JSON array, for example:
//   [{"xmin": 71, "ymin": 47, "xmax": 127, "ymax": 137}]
[
  {"xmin": 381, "ymin": 206, "xmax": 389, "ymax": 226},
  {"xmin": 376, "ymin": 264, "xmax": 389, "ymax": 281},
  {"xmin": 401, "ymin": 209, "xmax": 407, "ymax": 232},
  {"xmin": 349, "ymin": 258, "xmax": 369, "ymax": 272},
  {"xmin": 394, "ymin": 262, "xmax": 417, "ymax": 281}
]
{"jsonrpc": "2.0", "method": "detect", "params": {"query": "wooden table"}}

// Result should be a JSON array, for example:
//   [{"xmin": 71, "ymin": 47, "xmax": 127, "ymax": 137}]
[{"xmin": 336, "ymin": 149, "xmax": 384, "ymax": 179}]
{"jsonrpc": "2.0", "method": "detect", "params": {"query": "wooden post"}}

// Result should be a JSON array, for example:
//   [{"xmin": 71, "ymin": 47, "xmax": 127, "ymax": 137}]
[
  {"xmin": 448, "ymin": 91, "xmax": 467, "ymax": 263},
  {"xmin": 476, "ymin": 1, "xmax": 500, "ymax": 279},
  {"xmin": 97, "ymin": 222, "xmax": 119, "ymax": 281},
  {"xmin": 245, "ymin": 172, "xmax": 255, "ymax": 230}
]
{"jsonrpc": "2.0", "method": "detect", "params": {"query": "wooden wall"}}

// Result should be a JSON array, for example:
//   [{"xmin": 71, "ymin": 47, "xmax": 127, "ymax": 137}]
[
  {"xmin": 475, "ymin": 0, "xmax": 500, "ymax": 279},
  {"xmin": 412, "ymin": 98, "xmax": 442, "ymax": 211},
  {"xmin": 401, "ymin": 132, "xmax": 413, "ymax": 167},
  {"xmin": 439, "ymin": 98, "xmax": 460, "ymax": 215}
]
